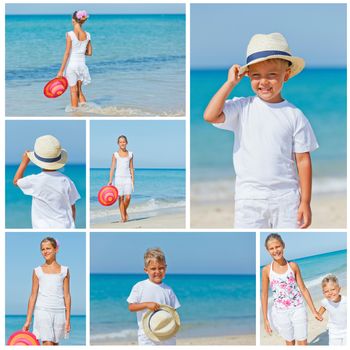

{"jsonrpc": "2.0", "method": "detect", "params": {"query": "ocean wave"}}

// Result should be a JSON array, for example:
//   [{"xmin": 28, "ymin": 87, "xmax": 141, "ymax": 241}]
[
  {"xmin": 90, "ymin": 329, "xmax": 136, "ymax": 341},
  {"xmin": 6, "ymin": 54, "xmax": 185, "ymax": 82},
  {"xmin": 65, "ymin": 102, "xmax": 184, "ymax": 117},
  {"xmin": 91, "ymin": 199, "xmax": 185, "ymax": 220}
]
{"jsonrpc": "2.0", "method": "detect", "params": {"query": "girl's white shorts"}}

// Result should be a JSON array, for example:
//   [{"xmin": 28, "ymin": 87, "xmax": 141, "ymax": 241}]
[
  {"xmin": 33, "ymin": 308, "xmax": 66, "ymax": 343},
  {"xmin": 270, "ymin": 305, "xmax": 308, "ymax": 342},
  {"xmin": 115, "ymin": 176, "xmax": 132, "ymax": 196}
]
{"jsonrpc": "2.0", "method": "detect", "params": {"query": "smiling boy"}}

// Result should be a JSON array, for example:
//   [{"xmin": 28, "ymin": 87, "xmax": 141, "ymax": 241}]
[{"xmin": 204, "ymin": 33, "xmax": 318, "ymax": 229}]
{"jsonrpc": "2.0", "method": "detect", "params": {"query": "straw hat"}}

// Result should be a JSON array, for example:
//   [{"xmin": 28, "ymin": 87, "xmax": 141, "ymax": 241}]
[
  {"xmin": 239, "ymin": 33, "xmax": 305, "ymax": 78},
  {"xmin": 142, "ymin": 305, "xmax": 181, "ymax": 342},
  {"xmin": 27, "ymin": 135, "xmax": 68, "ymax": 170}
]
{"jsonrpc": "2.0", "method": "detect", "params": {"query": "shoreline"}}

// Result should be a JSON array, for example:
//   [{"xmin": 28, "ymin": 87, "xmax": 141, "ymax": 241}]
[
  {"xmin": 91, "ymin": 209, "xmax": 185, "ymax": 229},
  {"xmin": 91, "ymin": 333, "xmax": 256, "ymax": 346}
]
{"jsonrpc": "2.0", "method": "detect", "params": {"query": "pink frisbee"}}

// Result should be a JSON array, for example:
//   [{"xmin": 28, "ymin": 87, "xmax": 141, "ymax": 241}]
[
  {"xmin": 7, "ymin": 330, "xmax": 40, "ymax": 345},
  {"xmin": 98, "ymin": 185, "xmax": 119, "ymax": 206},
  {"xmin": 43, "ymin": 77, "xmax": 68, "ymax": 98}
]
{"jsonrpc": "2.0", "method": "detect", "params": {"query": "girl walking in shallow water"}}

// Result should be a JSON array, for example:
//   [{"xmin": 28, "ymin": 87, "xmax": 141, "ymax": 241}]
[
  {"xmin": 109, "ymin": 135, "xmax": 135, "ymax": 222},
  {"xmin": 57, "ymin": 10, "xmax": 92, "ymax": 109},
  {"xmin": 261, "ymin": 233, "xmax": 322, "ymax": 345},
  {"xmin": 23, "ymin": 237, "xmax": 71, "ymax": 346}
]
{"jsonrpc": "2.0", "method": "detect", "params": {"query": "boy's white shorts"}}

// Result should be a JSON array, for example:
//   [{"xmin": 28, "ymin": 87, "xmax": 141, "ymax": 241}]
[
  {"xmin": 329, "ymin": 334, "xmax": 347, "ymax": 346},
  {"xmin": 234, "ymin": 190, "xmax": 300, "ymax": 229},
  {"xmin": 270, "ymin": 305, "xmax": 308, "ymax": 342}
]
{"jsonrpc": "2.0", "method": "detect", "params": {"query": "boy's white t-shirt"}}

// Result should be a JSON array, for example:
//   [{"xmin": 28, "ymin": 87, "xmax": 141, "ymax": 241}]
[
  {"xmin": 127, "ymin": 279, "xmax": 180, "ymax": 344},
  {"xmin": 321, "ymin": 296, "xmax": 347, "ymax": 337},
  {"xmin": 213, "ymin": 96, "xmax": 319, "ymax": 200},
  {"xmin": 17, "ymin": 171, "xmax": 80, "ymax": 228}
]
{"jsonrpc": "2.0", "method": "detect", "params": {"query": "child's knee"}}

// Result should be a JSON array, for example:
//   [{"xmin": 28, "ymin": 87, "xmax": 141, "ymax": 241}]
[{"xmin": 70, "ymin": 85, "xmax": 78, "ymax": 94}]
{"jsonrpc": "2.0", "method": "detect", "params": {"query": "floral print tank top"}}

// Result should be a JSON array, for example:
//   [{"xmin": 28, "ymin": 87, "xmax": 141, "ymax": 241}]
[{"xmin": 269, "ymin": 261, "xmax": 304, "ymax": 310}]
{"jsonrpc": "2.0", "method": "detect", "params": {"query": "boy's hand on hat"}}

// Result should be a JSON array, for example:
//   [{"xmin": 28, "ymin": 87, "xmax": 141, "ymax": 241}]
[
  {"xmin": 227, "ymin": 64, "xmax": 245, "ymax": 86},
  {"xmin": 146, "ymin": 302, "xmax": 160, "ymax": 311},
  {"xmin": 22, "ymin": 151, "xmax": 31, "ymax": 163}
]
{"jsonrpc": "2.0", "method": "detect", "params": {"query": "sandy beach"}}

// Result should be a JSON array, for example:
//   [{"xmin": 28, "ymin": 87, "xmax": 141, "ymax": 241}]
[
  {"xmin": 191, "ymin": 180, "xmax": 346, "ymax": 228},
  {"xmin": 260, "ymin": 288, "xmax": 347, "ymax": 345},
  {"xmin": 91, "ymin": 211, "xmax": 185, "ymax": 229},
  {"xmin": 91, "ymin": 334, "xmax": 256, "ymax": 346}
]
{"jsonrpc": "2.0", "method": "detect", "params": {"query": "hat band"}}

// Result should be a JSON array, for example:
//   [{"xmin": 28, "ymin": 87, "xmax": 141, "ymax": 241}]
[
  {"xmin": 34, "ymin": 152, "xmax": 62, "ymax": 163},
  {"xmin": 246, "ymin": 50, "xmax": 291, "ymax": 64}
]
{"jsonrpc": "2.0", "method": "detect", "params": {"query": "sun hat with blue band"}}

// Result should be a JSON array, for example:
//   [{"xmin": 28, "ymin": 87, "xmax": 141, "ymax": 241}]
[
  {"xmin": 238, "ymin": 32, "xmax": 305, "ymax": 79},
  {"xmin": 27, "ymin": 135, "xmax": 68, "ymax": 170}
]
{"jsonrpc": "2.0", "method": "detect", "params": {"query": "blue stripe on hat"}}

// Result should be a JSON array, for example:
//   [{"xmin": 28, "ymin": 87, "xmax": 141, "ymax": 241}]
[
  {"xmin": 34, "ymin": 152, "xmax": 62, "ymax": 163},
  {"xmin": 247, "ymin": 50, "xmax": 291, "ymax": 64}
]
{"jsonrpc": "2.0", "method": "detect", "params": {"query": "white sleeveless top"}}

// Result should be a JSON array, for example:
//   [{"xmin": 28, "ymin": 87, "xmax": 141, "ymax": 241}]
[
  {"xmin": 269, "ymin": 261, "xmax": 304, "ymax": 310},
  {"xmin": 34, "ymin": 265, "xmax": 68, "ymax": 311},
  {"xmin": 114, "ymin": 151, "xmax": 133, "ymax": 178},
  {"xmin": 67, "ymin": 31, "xmax": 90, "ymax": 64}
]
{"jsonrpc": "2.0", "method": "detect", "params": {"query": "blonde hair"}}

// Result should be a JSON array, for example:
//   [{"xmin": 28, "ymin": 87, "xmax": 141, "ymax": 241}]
[
  {"xmin": 265, "ymin": 233, "xmax": 285, "ymax": 249},
  {"xmin": 321, "ymin": 274, "xmax": 339, "ymax": 288},
  {"xmin": 144, "ymin": 247, "xmax": 166, "ymax": 267}
]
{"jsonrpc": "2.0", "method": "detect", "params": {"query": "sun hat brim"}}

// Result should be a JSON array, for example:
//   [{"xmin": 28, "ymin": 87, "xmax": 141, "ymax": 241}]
[
  {"xmin": 27, "ymin": 149, "xmax": 68, "ymax": 170},
  {"xmin": 239, "ymin": 54, "xmax": 305, "ymax": 79},
  {"xmin": 142, "ymin": 304, "xmax": 181, "ymax": 343}
]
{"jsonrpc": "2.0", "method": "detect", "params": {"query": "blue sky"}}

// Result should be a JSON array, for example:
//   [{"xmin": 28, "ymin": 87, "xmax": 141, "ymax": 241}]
[
  {"xmin": 6, "ymin": 120, "xmax": 85, "ymax": 165},
  {"xmin": 6, "ymin": 232, "xmax": 86, "ymax": 315},
  {"xmin": 90, "ymin": 120, "xmax": 185, "ymax": 168},
  {"xmin": 90, "ymin": 232, "xmax": 255, "ymax": 275},
  {"xmin": 6, "ymin": 3, "xmax": 185, "ymax": 15},
  {"xmin": 260, "ymin": 232, "xmax": 347, "ymax": 265},
  {"xmin": 191, "ymin": 3, "xmax": 346, "ymax": 68}
]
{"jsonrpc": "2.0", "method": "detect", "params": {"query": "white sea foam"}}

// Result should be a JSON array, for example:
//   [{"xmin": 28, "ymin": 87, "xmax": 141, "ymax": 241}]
[
  {"xmin": 90, "ymin": 329, "xmax": 136, "ymax": 341},
  {"xmin": 65, "ymin": 102, "xmax": 184, "ymax": 117}
]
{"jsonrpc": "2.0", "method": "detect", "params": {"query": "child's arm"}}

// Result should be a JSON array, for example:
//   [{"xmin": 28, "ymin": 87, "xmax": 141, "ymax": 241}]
[
  {"xmin": 108, "ymin": 154, "xmax": 116, "ymax": 185},
  {"xmin": 71, "ymin": 204, "xmax": 76, "ymax": 222},
  {"xmin": 63, "ymin": 270, "xmax": 71, "ymax": 335},
  {"xmin": 295, "ymin": 152, "xmax": 312, "ymax": 228},
  {"xmin": 318, "ymin": 306, "xmax": 326, "ymax": 319},
  {"xmin": 292, "ymin": 262, "xmax": 323, "ymax": 321},
  {"xmin": 203, "ymin": 64, "xmax": 245, "ymax": 123},
  {"xmin": 130, "ymin": 157, "xmax": 135, "ymax": 191},
  {"xmin": 128, "ymin": 302, "xmax": 160, "ymax": 312},
  {"xmin": 85, "ymin": 40, "xmax": 92, "ymax": 56},
  {"xmin": 57, "ymin": 34, "xmax": 72, "ymax": 78},
  {"xmin": 22, "ymin": 271, "xmax": 39, "ymax": 331},
  {"xmin": 261, "ymin": 265, "xmax": 273, "ymax": 335},
  {"xmin": 13, "ymin": 152, "xmax": 30, "ymax": 186}
]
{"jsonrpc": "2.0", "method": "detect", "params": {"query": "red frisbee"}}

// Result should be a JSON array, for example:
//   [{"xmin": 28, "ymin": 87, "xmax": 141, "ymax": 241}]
[
  {"xmin": 98, "ymin": 185, "xmax": 119, "ymax": 206},
  {"xmin": 43, "ymin": 77, "xmax": 68, "ymax": 98},
  {"xmin": 7, "ymin": 330, "xmax": 40, "ymax": 345}
]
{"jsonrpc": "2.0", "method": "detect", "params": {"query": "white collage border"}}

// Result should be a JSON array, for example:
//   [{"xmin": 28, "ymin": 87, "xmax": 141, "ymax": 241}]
[{"xmin": 1, "ymin": 0, "xmax": 349, "ymax": 349}]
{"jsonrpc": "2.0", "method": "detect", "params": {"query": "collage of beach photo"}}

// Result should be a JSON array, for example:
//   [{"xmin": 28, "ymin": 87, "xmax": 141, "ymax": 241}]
[{"xmin": 1, "ymin": 0, "xmax": 348, "ymax": 348}]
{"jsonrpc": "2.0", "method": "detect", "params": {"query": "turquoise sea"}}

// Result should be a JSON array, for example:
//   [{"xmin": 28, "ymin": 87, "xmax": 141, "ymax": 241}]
[
  {"xmin": 90, "ymin": 274, "xmax": 255, "ymax": 344},
  {"xmin": 6, "ymin": 14, "xmax": 185, "ymax": 116},
  {"xmin": 260, "ymin": 249, "xmax": 347, "ymax": 301},
  {"xmin": 90, "ymin": 168, "xmax": 185, "ymax": 225},
  {"xmin": 5, "ymin": 315, "xmax": 86, "ymax": 345},
  {"xmin": 191, "ymin": 69, "xmax": 346, "ymax": 195},
  {"xmin": 5, "ymin": 165, "xmax": 86, "ymax": 228}
]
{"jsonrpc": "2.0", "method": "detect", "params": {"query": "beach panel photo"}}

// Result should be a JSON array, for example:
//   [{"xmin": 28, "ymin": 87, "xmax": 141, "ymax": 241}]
[
  {"xmin": 5, "ymin": 3, "xmax": 185, "ymax": 117},
  {"xmin": 5, "ymin": 120, "xmax": 86, "ymax": 229},
  {"xmin": 260, "ymin": 231, "xmax": 347, "ymax": 346},
  {"xmin": 190, "ymin": 4, "xmax": 346, "ymax": 229},
  {"xmin": 90, "ymin": 120, "xmax": 185, "ymax": 229},
  {"xmin": 90, "ymin": 232, "xmax": 256, "ymax": 345},
  {"xmin": 5, "ymin": 232, "xmax": 86, "ymax": 346}
]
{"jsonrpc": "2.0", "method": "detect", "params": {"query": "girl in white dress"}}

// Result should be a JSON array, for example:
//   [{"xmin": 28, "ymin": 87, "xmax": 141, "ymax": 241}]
[
  {"xmin": 57, "ymin": 10, "xmax": 92, "ymax": 109},
  {"xmin": 108, "ymin": 135, "xmax": 135, "ymax": 222},
  {"xmin": 23, "ymin": 237, "xmax": 71, "ymax": 346}
]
